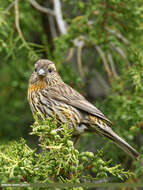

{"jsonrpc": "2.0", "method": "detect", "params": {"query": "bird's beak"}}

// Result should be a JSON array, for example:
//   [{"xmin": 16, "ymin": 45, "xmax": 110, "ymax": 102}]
[{"xmin": 38, "ymin": 69, "xmax": 46, "ymax": 77}]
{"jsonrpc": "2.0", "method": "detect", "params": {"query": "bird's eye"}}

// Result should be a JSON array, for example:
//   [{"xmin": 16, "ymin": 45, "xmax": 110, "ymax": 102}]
[
  {"xmin": 48, "ymin": 68, "xmax": 53, "ymax": 73},
  {"xmin": 35, "ymin": 68, "xmax": 37, "ymax": 72}
]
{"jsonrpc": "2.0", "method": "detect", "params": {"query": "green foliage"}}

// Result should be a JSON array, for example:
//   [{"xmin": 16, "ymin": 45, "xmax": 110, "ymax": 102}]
[
  {"xmin": 0, "ymin": 1, "xmax": 44, "ymax": 139},
  {"xmin": 0, "ymin": 0, "xmax": 143, "ymax": 185},
  {"xmin": 0, "ymin": 117, "xmax": 132, "ymax": 189},
  {"xmin": 54, "ymin": 1, "xmax": 143, "ymax": 181},
  {"xmin": 55, "ymin": 0, "xmax": 143, "ymax": 66},
  {"xmin": 98, "ymin": 51, "xmax": 143, "ymax": 168}
]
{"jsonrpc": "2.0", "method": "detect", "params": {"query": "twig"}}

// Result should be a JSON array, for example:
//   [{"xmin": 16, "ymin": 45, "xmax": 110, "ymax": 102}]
[
  {"xmin": 53, "ymin": 0, "xmax": 67, "ymax": 35},
  {"xmin": 74, "ymin": 37, "xmax": 85, "ymax": 79},
  {"xmin": 52, "ymin": 128, "xmax": 64, "ymax": 132},
  {"xmin": 28, "ymin": 0, "xmax": 66, "ymax": 35},
  {"xmin": 116, "ymin": 46, "xmax": 131, "ymax": 66},
  {"xmin": 66, "ymin": 48, "xmax": 74, "ymax": 61},
  {"xmin": 4, "ymin": 0, "xmax": 17, "ymax": 13},
  {"xmin": 15, "ymin": 0, "xmax": 25, "ymax": 42},
  {"xmin": 95, "ymin": 46, "xmax": 112, "ymax": 79},
  {"xmin": 106, "ymin": 27, "xmax": 129, "ymax": 45},
  {"xmin": 107, "ymin": 53, "xmax": 120, "ymax": 80},
  {"xmin": 77, "ymin": 45, "xmax": 84, "ymax": 79},
  {"xmin": 116, "ymin": 47, "xmax": 128, "ymax": 59},
  {"xmin": 15, "ymin": 0, "xmax": 32, "ymax": 52},
  {"xmin": 28, "ymin": 0, "xmax": 55, "ymax": 16},
  {"xmin": 110, "ymin": 43, "xmax": 130, "ymax": 66}
]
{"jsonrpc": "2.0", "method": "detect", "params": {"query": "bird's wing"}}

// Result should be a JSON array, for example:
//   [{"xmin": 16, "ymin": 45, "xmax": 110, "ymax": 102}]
[{"xmin": 45, "ymin": 83, "xmax": 111, "ymax": 124}]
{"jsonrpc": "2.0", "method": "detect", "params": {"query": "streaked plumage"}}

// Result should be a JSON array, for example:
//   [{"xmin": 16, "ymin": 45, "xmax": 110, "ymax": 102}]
[{"xmin": 28, "ymin": 59, "xmax": 139, "ymax": 159}]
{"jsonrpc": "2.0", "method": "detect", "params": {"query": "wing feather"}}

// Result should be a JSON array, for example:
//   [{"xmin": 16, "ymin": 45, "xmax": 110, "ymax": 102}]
[{"xmin": 43, "ymin": 83, "xmax": 111, "ymax": 124}]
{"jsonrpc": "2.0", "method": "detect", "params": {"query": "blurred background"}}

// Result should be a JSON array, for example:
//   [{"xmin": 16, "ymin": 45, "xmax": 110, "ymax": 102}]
[{"xmin": 0, "ymin": 0, "xmax": 143, "ymax": 183}]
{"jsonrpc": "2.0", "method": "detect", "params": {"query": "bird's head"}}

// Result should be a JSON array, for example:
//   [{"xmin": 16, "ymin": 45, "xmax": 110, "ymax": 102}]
[{"xmin": 29, "ymin": 59, "xmax": 61, "ymax": 86}]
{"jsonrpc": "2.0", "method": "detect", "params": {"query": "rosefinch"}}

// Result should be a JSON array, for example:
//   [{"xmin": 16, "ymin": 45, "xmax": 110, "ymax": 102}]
[{"xmin": 28, "ymin": 59, "xmax": 139, "ymax": 159}]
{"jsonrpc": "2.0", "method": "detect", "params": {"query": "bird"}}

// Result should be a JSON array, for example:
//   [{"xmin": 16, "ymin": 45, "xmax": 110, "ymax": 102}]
[{"xmin": 28, "ymin": 59, "xmax": 139, "ymax": 160}]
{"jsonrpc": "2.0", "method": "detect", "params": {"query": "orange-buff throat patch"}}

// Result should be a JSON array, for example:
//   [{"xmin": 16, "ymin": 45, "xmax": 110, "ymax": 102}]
[{"xmin": 28, "ymin": 81, "xmax": 47, "ymax": 92}]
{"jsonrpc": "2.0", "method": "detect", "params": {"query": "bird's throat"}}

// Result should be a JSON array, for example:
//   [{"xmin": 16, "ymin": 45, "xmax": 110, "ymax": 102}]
[{"xmin": 28, "ymin": 80, "xmax": 47, "ymax": 92}]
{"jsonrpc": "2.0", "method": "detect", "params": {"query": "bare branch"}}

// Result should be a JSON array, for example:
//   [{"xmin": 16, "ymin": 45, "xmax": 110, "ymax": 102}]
[
  {"xmin": 4, "ymin": 0, "xmax": 16, "ymax": 13},
  {"xmin": 66, "ymin": 48, "xmax": 74, "ymax": 61},
  {"xmin": 106, "ymin": 27, "xmax": 129, "ymax": 45},
  {"xmin": 14, "ymin": 0, "xmax": 36, "ymax": 54},
  {"xmin": 28, "ymin": 0, "xmax": 55, "ymax": 16},
  {"xmin": 15, "ymin": 0, "xmax": 25, "ymax": 42},
  {"xmin": 110, "ymin": 43, "xmax": 130, "ymax": 66},
  {"xmin": 116, "ymin": 47, "xmax": 127, "ymax": 59},
  {"xmin": 53, "ymin": 0, "xmax": 67, "ymax": 35},
  {"xmin": 95, "ymin": 46, "xmax": 112, "ymax": 79},
  {"xmin": 77, "ymin": 45, "xmax": 85, "ymax": 79},
  {"xmin": 107, "ymin": 53, "xmax": 120, "ymax": 80}
]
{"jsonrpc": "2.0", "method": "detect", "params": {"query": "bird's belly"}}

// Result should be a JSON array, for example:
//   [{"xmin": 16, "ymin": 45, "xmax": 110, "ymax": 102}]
[{"xmin": 53, "ymin": 104, "xmax": 82, "ymax": 127}]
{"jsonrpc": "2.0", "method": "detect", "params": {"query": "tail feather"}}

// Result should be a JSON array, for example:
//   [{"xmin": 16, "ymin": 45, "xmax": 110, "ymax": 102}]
[{"xmin": 93, "ymin": 120, "xmax": 139, "ymax": 160}]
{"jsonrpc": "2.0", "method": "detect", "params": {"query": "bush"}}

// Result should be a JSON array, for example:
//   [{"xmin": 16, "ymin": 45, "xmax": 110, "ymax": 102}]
[{"xmin": 0, "ymin": 116, "xmax": 132, "ymax": 189}]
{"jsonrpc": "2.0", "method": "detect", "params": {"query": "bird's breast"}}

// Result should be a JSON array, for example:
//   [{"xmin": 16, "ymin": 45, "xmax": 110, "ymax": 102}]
[{"xmin": 28, "ymin": 90, "xmax": 84, "ymax": 128}]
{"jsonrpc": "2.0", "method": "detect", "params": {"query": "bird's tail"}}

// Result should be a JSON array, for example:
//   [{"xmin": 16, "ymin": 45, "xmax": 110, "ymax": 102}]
[{"xmin": 92, "ymin": 119, "xmax": 139, "ymax": 159}]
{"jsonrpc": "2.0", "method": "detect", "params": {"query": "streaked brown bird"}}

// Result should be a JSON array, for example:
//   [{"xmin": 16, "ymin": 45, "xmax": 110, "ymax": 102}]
[{"xmin": 28, "ymin": 59, "xmax": 139, "ymax": 159}]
